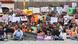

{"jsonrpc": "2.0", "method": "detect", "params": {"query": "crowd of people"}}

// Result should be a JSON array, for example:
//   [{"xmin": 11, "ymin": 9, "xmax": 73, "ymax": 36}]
[{"xmin": 0, "ymin": 5, "xmax": 78, "ymax": 41}]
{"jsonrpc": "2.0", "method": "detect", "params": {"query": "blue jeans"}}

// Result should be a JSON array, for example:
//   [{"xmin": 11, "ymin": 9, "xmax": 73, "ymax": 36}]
[{"xmin": 14, "ymin": 35, "xmax": 22, "ymax": 40}]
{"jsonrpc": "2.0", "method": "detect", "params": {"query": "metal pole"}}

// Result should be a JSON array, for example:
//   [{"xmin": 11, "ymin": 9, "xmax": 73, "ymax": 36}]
[
  {"xmin": 23, "ymin": 0, "xmax": 25, "ymax": 9},
  {"xmin": 17, "ymin": 0, "xmax": 18, "ymax": 8}
]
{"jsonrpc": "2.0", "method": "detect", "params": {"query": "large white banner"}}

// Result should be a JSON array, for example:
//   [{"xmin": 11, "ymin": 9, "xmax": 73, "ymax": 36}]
[
  {"xmin": 9, "ymin": 16, "xmax": 20, "ymax": 22},
  {"xmin": 41, "ymin": 7, "xmax": 49, "ymax": 12},
  {"xmin": 33, "ymin": 7, "xmax": 40, "ymax": 13}
]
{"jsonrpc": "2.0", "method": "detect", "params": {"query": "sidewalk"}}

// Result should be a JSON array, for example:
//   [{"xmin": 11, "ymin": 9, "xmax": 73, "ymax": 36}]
[{"xmin": 0, "ymin": 39, "xmax": 78, "ymax": 44}]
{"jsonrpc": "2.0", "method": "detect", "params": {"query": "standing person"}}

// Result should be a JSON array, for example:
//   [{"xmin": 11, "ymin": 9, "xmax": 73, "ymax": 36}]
[
  {"xmin": 22, "ymin": 23, "xmax": 27, "ymax": 33},
  {"xmin": 0, "ymin": 26, "xmax": 4, "ymax": 41},
  {"xmin": 13, "ymin": 28, "xmax": 23, "ymax": 40}
]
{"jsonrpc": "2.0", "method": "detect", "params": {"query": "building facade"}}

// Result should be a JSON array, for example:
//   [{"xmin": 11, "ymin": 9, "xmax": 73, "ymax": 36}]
[{"xmin": 0, "ymin": 0, "xmax": 14, "ymax": 10}]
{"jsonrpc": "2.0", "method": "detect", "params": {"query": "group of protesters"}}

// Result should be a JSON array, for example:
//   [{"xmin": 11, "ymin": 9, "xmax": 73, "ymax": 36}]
[{"xmin": 0, "ymin": 5, "xmax": 78, "ymax": 41}]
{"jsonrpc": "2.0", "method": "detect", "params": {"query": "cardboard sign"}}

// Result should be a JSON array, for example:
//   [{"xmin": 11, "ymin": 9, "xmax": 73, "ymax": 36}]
[
  {"xmin": 20, "ymin": 16, "xmax": 27, "ymax": 21},
  {"xmin": 41, "ymin": 7, "xmax": 49, "ymax": 12},
  {"xmin": 50, "ymin": 17, "xmax": 58, "ymax": 24}
]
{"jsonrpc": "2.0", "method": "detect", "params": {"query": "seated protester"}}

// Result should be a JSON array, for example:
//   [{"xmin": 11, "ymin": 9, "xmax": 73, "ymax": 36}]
[
  {"xmin": 31, "ymin": 26, "xmax": 37, "ymax": 33},
  {"xmin": 37, "ymin": 24, "xmax": 40, "ymax": 31},
  {"xmin": 51, "ymin": 23, "xmax": 60, "ymax": 36},
  {"xmin": 0, "ymin": 26, "xmax": 4, "ymax": 41},
  {"xmin": 13, "ymin": 28, "xmax": 23, "ymax": 40},
  {"xmin": 41, "ymin": 22, "xmax": 48, "ymax": 35},
  {"xmin": 63, "ymin": 13, "xmax": 70, "ymax": 28},
  {"xmin": 37, "ymin": 31, "xmax": 45, "ymax": 40},
  {"xmin": 28, "ymin": 27, "xmax": 32, "ymax": 32},
  {"xmin": 66, "ymin": 29, "xmax": 72, "ymax": 39},
  {"xmin": 22, "ymin": 23, "xmax": 27, "ymax": 33},
  {"xmin": 37, "ymin": 30, "xmax": 45, "ymax": 36},
  {"xmin": 31, "ymin": 15, "xmax": 35, "ymax": 24},
  {"xmin": 70, "ymin": 26, "xmax": 77, "ymax": 40},
  {"xmin": 5, "ymin": 25, "xmax": 14, "ymax": 39},
  {"xmin": 34, "ymin": 14, "xmax": 38, "ymax": 24},
  {"xmin": 58, "ymin": 15, "xmax": 64, "ymax": 26}
]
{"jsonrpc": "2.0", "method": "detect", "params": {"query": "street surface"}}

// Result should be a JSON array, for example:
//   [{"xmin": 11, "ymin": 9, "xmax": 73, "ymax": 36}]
[{"xmin": 0, "ymin": 39, "xmax": 78, "ymax": 44}]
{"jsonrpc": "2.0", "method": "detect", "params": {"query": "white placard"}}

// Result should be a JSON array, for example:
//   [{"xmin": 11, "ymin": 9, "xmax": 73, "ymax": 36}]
[
  {"xmin": 20, "ymin": 16, "xmax": 28, "ymax": 21},
  {"xmin": 33, "ymin": 7, "xmax": 40, "ymax": 13},
  {"xmin": 0, "ymin": 17, "xmax": 3, "ymax": 22},
  {"xmin": 41, "ymin": 7, "xmax": 49, "ymax": 12},
  {"xmin": 0, "ymin": 8, "xmax": 2, "ymax": 13},
  {"xmin": 63, "ymin": 5, "xmax": 69, "ymax": 12},
  {"xmin": 13, "ymin": 17, "xmax": 20, "ymax": 22},
  {"xmin": 50, "ymin": 17, "xmax": 58, "ymax": 24},
  {"xmin": 44, "ymin": 36, "xmax": 51, "ymax": 40},
  {"xmin": 0, "ymin": 2, "xmax": 2, "ymax": 13},
  {"xmin": 2, "ymin": 15, "xmax": 9, "ymax": 23},
  {"xmin": 9, "ymin": 17, "xmax": 20, "ymax": 22},
  {"xmin": 72, "ymin": 2, "xmax": 77, "ymax": 8}
]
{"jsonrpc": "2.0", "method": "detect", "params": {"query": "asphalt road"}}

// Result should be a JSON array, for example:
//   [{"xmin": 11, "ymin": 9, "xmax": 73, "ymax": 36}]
[{"xmin": 0, "ymin": 39, "xmax": 78, "ymax": 44}]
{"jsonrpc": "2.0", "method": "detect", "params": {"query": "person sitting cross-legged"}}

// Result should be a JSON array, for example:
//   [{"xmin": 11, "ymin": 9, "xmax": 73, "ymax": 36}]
[{"xmin": 13, "ymin": 28, "xmax": 23, "ymax": 40}]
